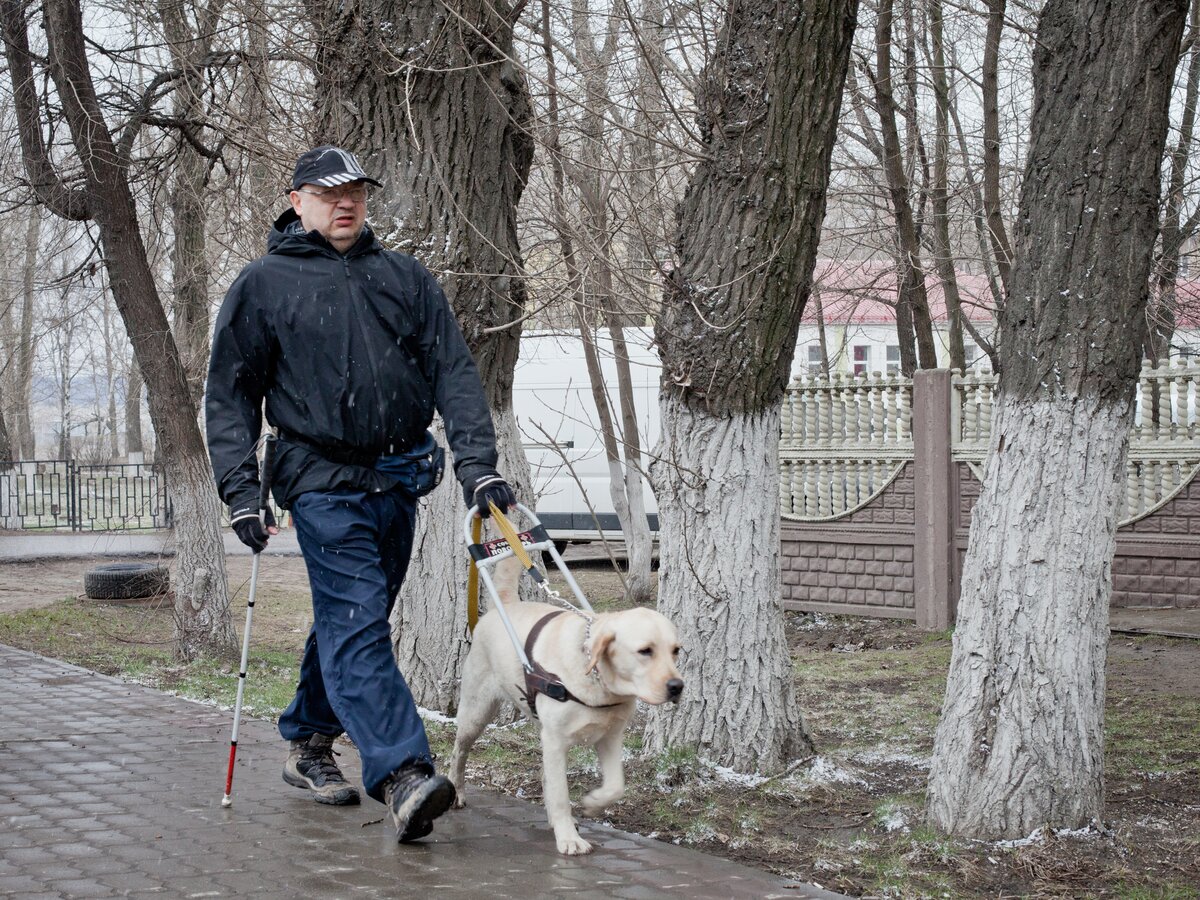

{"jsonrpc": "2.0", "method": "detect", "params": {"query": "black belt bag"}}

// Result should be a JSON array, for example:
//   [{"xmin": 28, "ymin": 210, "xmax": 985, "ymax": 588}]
[
  {"xmin": 280, "ymin": 430, "xmax": 445, "ymax": 498},
  {"xmin": 372, "ymin": 432, "xmax": 445, "ymax": 499}
]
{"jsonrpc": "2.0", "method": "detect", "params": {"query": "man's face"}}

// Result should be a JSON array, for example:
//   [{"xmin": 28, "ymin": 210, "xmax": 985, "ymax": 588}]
[{"xmin": 289, "ymin": 180, "xmax": 369, "ymax": 253}]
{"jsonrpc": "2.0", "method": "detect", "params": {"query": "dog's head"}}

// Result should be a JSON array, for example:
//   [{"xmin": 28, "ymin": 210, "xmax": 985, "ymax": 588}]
[{"xmin": 586, "ymin": 608, "xmax": 683, "ymax": 705}]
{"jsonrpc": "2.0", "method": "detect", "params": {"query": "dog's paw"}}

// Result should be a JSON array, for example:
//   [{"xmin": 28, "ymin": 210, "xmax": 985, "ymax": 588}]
[
  {"xmin": 579, "ymin": 800, "xmax": 606, "ymax": 818},
  {"xmin": 556, "ymin": 834, "xmax": 593, "ymax": 855},
  {"xmin": 451, "ymin": 794, "xmax": 466, "ymax": 810}
]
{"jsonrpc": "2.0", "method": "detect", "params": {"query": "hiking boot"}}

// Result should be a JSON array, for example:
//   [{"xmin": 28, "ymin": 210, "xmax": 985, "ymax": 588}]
[
  {"xmin": 385, "ymin": 764, "xmax": 456, "ymax": 843},
  {"xmin": 282, "ymin": 733, "xmax": 361, "ymax": 805}
]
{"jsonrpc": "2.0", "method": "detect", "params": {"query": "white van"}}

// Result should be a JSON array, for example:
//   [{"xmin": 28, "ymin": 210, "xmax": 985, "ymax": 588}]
[{"xmin": 513, "ymin": 329, "xmax": 660, "ymax": 546}]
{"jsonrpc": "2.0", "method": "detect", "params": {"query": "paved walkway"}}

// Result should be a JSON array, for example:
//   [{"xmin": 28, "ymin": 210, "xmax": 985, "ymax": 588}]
[{"xmin": 0, "ymin": 644, "xmax": 843, "ymax": 899}]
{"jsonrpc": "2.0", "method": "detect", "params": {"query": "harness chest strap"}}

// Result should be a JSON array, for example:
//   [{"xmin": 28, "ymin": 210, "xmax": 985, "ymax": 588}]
[{"xmin": 519, "ymin": 611, "xmax": 623, "ymax": 718}]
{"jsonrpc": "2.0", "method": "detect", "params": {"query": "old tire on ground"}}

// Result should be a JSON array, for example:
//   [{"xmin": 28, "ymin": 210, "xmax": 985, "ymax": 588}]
[{"xmin": 83, "ymin": 563, "xmax": 170, "ymax": 601}]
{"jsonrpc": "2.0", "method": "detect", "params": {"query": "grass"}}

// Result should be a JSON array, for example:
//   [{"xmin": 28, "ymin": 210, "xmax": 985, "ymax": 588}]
[{"xmin": 1105, "ymin": 695, "xmax": 1200, "ymax": 774}]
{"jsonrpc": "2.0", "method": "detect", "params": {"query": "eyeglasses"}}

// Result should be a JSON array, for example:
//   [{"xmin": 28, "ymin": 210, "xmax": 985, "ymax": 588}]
[{"xmin": 295, "ymin": 186, "xmax": 369, "ymax": 203}]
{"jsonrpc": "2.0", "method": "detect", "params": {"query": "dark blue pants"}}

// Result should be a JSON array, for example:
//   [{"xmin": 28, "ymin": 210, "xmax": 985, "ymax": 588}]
[{"xmin": 278, "ymin": 488, "xmax": 432, "ymax": 802}]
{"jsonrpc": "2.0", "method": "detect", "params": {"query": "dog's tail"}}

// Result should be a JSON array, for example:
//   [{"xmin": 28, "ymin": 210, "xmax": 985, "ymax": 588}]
[{"xmin": 489, "ymin": 554, "xmax": 522, "ymax": 605}]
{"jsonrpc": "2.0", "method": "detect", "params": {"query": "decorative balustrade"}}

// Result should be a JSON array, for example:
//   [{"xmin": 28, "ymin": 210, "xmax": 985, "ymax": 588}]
[
  {"xmin": 780, "ymin": 371, "xmax": 914, "ymax": 520},
  {"xmin": 781, "ymin": 361, "xmax": 1200, "ymax": 525}
]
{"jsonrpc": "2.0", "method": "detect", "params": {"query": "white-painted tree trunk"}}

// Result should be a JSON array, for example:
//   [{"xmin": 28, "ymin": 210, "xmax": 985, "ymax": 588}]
[
  {"xmin": 927, "ymin": 393, "xmax": 1131, "ymax": 838},
  {"xmin": 621, "ymin": 459, "xmax": 654, "ymax": 603},
  {"xmin": 394, "ymin": 408, "xmax": 531, "ymax": 712},
  {"xmin": 645, "ymin": 394, "xmax": 812, "ymax": 773},
  {"xmin": 169, "ymin": 450, "xmax": 235, "ymax": 659}
]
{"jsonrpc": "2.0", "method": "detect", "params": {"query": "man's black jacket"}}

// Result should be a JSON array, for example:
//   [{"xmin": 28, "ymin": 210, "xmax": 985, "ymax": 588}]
[{"xmin": 205, "ymin": 209, "xmax": 498, "ymax": 512}]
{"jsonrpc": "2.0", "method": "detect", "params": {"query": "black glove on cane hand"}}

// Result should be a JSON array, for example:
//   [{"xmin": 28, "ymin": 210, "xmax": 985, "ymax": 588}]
[
  {"xmin": 230, "ymin": 505, "xmax": 276, "ymax": 553},
  {"xmin": 464, "ymin": 473, "xmax": 517, "ymax": 518}
]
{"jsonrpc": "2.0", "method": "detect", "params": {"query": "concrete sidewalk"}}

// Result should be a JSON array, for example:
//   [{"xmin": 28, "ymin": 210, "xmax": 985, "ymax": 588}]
[
  {"xmin": 0, "ymin": 643, "xmax": 843, "ymax": 899},
  {"xmin": 0, "ymin": 529, "xmax": 301, "ymax": 561}
]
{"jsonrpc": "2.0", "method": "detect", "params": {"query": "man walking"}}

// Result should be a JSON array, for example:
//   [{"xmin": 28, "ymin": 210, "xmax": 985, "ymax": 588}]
[{"xmin": 206, "ymin": 145, "xmax": 516, "ymax": 843}]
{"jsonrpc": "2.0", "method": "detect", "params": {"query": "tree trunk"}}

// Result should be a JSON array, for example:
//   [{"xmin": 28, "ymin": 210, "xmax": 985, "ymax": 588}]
[
  {"xmin": 0, "ymin": 379, "xmax": 12, "ymax": 465},
  {"xmin": 874, "ymin": 0, "xmax": 937, "ymax": 373},
  {"xmin": 2, "ymin": 0, "xmax": 233, "ymax": 657},
  {"xmin": 982, "ymin": 0, "xmax": 1014, "ymax": 295},
  {"xmin": 1148, "ymin": 0, "xmax": 1200, "ymax": 363},
  {"xmin": 14, "ymin": 212, "xmax": 39, "ymax": 458},
  {"xmin": 541, "ymin": 0, "xmax": 654, "ymax": 603},
  {"xmin": 161, "ymin": 0, "xmax": 219, "ymax": 404},
  {"xmin": 929, "ymin": 0, "xmax": 966, "ymax": 370},
  {"xmin": 307, "ymin": 0, "xmax": 533, "ymax": 708},
  {"xmin": 648, "ymin": 0, "xmax": 857, "ymax": 772},
  {"xmin": 927, "ymin": 0, "xmax": 1186, "ymax": 838},
  {"xmin": 101, "ymin": 294, "xmax": 120, "ymax": 460},
  {"xmin": 126, "ymin": 358, "xmax": 144, "ymax": 456}
]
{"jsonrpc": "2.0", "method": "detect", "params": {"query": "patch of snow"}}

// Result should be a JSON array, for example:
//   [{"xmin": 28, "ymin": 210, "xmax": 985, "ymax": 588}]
[
  {"xmin": 988, "ymin": 822, "xmax": 1105, "ymax": 849},
  {"xmin": 708, "ymin": 763, "xmax": 770, "ymax": 788},
  {"xmin": 417, "ymin": 706, "xmax": 456, "ymax": 725},
  {"xmin": 794, "ymin": 612, "xmax": 834, "ymax": 631},
  {"xmin": 850, "ymin": 748, "xmax": 931, "ymax": 770},
  {"xmin": 803, "ymin": 756, "xmax": 869, "ymax": 788},
  {"xmin": 880, "ymin": 809, "xmax": 909, "ymax": 832}
]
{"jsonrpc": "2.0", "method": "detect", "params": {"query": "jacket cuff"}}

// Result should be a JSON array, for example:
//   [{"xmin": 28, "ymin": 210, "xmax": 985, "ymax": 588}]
[
  {"xmin": 228, "ymin": 490, "xmax": 261, "ymax": 518},
  {"xmin": 456, "ymin": 463, "xmax": 498, "ymax": 489}
]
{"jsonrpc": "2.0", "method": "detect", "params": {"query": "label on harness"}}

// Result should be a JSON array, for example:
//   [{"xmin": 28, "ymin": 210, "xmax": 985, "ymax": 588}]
[{"xmin": 479, "ymin": 533, "xmax": 534, "ymax": 559}]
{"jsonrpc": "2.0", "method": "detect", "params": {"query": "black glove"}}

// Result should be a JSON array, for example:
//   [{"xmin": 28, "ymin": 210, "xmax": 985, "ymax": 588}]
[
  {"xmin": 230, "ymin": 505, "xmax": 276, "ymax": 553},
  {"xmin": 464, "ymin": 473, "xmax": 517, "ymax": 518}
]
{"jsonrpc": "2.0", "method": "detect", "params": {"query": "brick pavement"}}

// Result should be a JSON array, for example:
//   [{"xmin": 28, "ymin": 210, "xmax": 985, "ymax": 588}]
[{"xmin": 0, "ymin": 644, "xmax": 845, "ymax": 899}]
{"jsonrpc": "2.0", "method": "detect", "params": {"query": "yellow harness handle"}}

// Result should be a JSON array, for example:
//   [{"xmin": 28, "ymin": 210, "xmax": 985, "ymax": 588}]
[{"xmin": 467, "ymin": 515, "xmax": 482, "ymax": 633}]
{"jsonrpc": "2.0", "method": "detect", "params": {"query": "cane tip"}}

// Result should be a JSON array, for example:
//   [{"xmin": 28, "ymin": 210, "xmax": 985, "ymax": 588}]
[{"xmin": 221, "ymin": 794, "xmax": 233, "ymax": 808}]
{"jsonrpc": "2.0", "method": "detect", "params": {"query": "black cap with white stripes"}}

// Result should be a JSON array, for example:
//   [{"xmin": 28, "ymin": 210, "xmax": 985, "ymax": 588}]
[{"xmin": 291, "ymin": 146, "xmax": 382, "ymax": 191}]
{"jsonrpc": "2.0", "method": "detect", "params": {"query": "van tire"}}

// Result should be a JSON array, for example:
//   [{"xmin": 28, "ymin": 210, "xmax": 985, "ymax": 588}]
[
  {"xmin": 83, "ymin": 563, "xmax": 170, "ymax": 601},
  {"xmin": 553, "ymin": 540, "xmax": 570, "ymax": 556}
]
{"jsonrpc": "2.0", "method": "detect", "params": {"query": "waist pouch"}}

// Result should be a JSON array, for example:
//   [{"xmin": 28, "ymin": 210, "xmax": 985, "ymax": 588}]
[{"xmin": 374, "ymin": 431, "xmax": 445, "ymax": 498}]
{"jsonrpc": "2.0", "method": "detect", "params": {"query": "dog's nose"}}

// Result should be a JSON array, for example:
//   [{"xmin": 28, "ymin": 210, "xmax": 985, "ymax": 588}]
[{"xmin": 666, "ymin": 679, "xmax": 684, "ymax": 702}]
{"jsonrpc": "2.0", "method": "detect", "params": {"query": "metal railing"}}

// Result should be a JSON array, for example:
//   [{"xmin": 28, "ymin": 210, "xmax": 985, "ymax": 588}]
[{"xmin": 0, "ymin": 460, "xmax": 171, "ymax": 531}]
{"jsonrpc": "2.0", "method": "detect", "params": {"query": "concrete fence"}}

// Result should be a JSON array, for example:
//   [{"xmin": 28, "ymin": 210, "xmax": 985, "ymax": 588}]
[{"xmin": 779, "ymin": 362, "xmax": 1200, "ymax": 627}]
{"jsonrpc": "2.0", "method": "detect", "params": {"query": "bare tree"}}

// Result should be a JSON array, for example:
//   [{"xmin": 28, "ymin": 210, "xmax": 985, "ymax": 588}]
[
  {"xmin": 1149, "ymin": 0, "xmax": 1200, "ymax": 363},
  {"xmin": 647, "ymin": 0, "xmax": 858, "ymax": 773},
  {"xmin": 927, "ymin": 0, "xmax": 1187, "ymax": 838},
  {"xmin": 1, "ymin": 0, "xmax": 234, "ymax": 658},
  {"xmin": 871, "ymin": 0, "xmax": 937, "ymax": 373}
]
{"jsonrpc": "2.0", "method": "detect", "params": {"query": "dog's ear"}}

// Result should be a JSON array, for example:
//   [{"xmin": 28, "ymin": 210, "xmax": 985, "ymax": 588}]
[{"xmin": 587, "ymin": 625, "xmax": 615, "ymax": 675}]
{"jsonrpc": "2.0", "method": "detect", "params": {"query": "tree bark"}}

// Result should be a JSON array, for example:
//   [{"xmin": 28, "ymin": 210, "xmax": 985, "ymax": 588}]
[
  {"xmin": 649, "ymin": 0, "xmax": 858, "ymax": 772},
  {"xmin": 1, "ymin": 0, "xmax": 233, "ymax": 657},
  {"xmin": 306, "ymin": 0, "xmax": 534, "ymax": 708},
  {"xmin": 927, "ymin": 0, "xmax": 1187, "ymax": 838}
]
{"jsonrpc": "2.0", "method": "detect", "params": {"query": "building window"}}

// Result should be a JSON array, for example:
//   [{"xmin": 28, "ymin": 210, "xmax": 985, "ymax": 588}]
[
  {"xmin": 853, "ymin": 345, "xmax": 870, "ymax": 376},
  {"xmin": 886, "ymin": 345, "xmax": 900, "ymax": 375},
  {"xmin": 964, "ymin": 343, "xmax": 980, "ymax": 368},
  {"xmin": 806, "ymin": 344, "xmax": 824, "ymax": 375}
]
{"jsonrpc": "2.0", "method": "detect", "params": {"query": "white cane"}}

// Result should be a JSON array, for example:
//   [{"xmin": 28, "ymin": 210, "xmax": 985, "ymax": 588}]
[{"xmin": 222, "ymin": 433, "xmax": 277, "ymax": 808}]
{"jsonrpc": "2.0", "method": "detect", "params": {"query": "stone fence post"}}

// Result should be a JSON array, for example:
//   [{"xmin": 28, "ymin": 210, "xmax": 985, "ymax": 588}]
[{"xmin": 913, "ymin": 369, "xmax": 955, "ymax": 629}]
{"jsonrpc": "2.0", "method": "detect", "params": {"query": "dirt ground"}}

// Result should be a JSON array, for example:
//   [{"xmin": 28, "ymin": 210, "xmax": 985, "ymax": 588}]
[{"xmin": 2, "ymin": 551, "xmax": 1198, "ymax": 897}]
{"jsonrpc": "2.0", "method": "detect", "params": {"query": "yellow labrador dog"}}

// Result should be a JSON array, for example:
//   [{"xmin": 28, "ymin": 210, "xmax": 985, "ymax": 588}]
[{"xmin": 448, "ymin": 556, "xmax": 683, "ymax": 855}]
